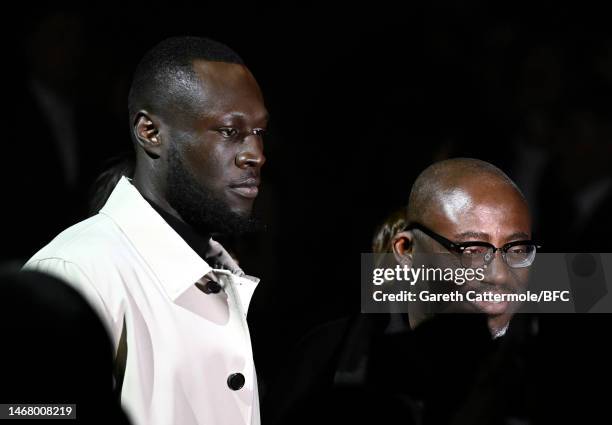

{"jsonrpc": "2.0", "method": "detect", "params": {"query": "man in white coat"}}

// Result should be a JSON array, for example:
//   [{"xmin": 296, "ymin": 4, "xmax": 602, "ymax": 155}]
[{"xmin": 24, "ymin": 36, "xmax": 268, "ymax": 425}]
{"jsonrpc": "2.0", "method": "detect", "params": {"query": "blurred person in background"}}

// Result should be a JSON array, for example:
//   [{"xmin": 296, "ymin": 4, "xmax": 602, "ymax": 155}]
[{"xmin": 0, "ymin": 268, "xmax": 130, "ymax": 424}]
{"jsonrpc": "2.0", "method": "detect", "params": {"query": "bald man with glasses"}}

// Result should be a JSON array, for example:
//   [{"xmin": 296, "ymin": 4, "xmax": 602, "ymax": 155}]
[
  {"xmin": 265, "ymin": 158, "xmax": 538, "ymax": 425},
  {"xmin": 392, "ymin": 157, "xmax": 538, "ymax": 337}
]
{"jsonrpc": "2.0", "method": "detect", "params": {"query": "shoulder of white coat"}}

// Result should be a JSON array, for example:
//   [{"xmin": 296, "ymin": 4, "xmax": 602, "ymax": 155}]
[
  {"xmin": 23, "ymin": 214, "xmax": 131, "ymax": 341},
  {"xmin": 26, "ymin": 213, "xmax": 137, "ymax": 275}
]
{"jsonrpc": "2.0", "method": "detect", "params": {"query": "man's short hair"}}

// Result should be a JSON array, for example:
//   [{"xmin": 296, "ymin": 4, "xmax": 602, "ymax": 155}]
[{"xmin": 127, "ymin": 36, "xmax": 244, "ymax": 125}]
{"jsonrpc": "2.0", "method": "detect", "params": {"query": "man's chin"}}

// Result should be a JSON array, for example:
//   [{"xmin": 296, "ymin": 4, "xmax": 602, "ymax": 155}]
[
  {"xmin": 226, "ymin": 189, "xmax": 257, "ymax": 211},
  {"xmin": 227, "ymin": 204, "xmax": 253, "ymax": 219},
  {"xmin": 468, "ymin": 298, "xmax": 510, "ymax": 316},
  {"xmin": 455, "ymin": 286, "xmax": 514, "ymax": 316}
]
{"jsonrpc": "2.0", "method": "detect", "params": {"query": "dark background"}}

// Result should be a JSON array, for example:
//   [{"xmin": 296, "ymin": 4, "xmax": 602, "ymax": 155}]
[{"xmin": 2, "ymin": 2, "xmax": 612, "ymax": 403}]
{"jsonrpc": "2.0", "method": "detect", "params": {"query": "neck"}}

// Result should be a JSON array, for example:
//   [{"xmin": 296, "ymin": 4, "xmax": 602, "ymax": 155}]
[
  {"xmin": 132, "ymin": 168, "xmax": 215, "ymax": 240},
  {"xmin": 131, "ymin": 168, "xmax": 192, "ymax": 230}
]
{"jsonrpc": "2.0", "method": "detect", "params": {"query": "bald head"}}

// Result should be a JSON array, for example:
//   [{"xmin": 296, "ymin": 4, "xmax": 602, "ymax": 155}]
[
  {"xmin": 399, "ymin": 158, "xmax": 532, "ymax": 334},
  {"xmin": 407, "ymin": 158, "xmax": 528, "ymax": 225}
]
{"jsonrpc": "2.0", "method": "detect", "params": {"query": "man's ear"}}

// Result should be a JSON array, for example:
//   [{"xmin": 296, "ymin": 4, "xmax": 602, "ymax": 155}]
[
  {"xmin": 392, "ymin": 231, "xmax": 414, "ymax": 267},
  {"xmin": 133, "ymin": 111, "xmax": 162, "ymax": 159}
]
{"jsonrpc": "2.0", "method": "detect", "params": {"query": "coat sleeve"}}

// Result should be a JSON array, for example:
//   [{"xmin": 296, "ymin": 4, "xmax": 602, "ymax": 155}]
[{"xmin": 22, "ymin": 258, "xmax": 117, "ymax": 343}]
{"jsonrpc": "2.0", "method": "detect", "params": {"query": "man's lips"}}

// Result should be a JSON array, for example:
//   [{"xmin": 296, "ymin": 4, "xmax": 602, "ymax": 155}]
[
  {"xmin": 461, "ymin": 284, "xmax": 516, "ymax": 315},
  {"xmin": 229, "ymin": 178, "xmax": 260, "ymax": 199},
  {"xmin": 470, "ymin": 295, "xmax": 509, "ymax": 315}
]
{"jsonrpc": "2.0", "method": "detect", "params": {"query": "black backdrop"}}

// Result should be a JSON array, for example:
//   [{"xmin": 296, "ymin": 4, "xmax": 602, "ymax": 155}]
[{"xmin": 2, "ymin": 2, "xmax": 612, "ymax": 397}]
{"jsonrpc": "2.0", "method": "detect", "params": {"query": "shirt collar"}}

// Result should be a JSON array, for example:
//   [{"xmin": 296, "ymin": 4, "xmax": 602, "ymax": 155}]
[{"xmin": 99, "ymin": 176, "xmax": 257, "ymax": 300}]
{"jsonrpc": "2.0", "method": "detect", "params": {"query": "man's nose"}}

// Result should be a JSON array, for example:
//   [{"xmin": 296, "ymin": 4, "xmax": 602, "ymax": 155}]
[
  {"xmin": 484, "ymin": 250, "xmax": 511, "ymax": 287},
  {"xmin": 235, "ymin": 136, "xmax": 266, "ymax": 169}
]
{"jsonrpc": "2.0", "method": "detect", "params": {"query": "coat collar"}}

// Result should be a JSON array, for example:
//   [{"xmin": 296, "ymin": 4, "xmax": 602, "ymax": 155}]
[{"xmin": 99, "ymin": 177, "xmax": 259, "ymax": 304}]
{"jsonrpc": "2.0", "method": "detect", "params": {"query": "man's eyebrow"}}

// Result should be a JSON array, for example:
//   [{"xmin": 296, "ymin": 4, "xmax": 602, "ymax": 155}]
[
  {"xmin": 453, "ymin": 230, "xmax": 531, "ymax": 243},
  {"xmin": 505, "ymin": 231, "xmax": 531, "ymax": 241},
  {"xmin": 220, "ymin": 111, "xmax": 269, "ymax": 123},
  {"xmin": 453, "ymin": 231, "xmax": 490, "ymax": 241}
]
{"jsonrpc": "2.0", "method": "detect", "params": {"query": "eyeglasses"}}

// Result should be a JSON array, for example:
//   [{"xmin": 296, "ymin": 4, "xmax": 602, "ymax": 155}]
[{"xmin": 404, "ymin": 223, "xmax": 540, "ymax": 269}]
